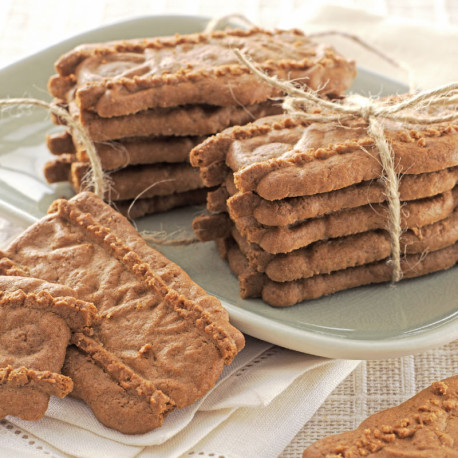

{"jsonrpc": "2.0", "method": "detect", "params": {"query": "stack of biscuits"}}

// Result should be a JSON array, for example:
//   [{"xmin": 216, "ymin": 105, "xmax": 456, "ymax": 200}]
[
  {"xmin": 191, "ymin": 114, "xmax": 458, "ymax": 306},
  {"xmin": 43, "ymin": 28, "xmax": 356, "ymax": 217}
]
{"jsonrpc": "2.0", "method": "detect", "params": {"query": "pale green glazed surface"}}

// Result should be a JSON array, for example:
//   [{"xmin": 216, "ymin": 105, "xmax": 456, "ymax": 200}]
[{"xmin": 0, "ymin": 15, "xmax": 456, "ymax": 359}]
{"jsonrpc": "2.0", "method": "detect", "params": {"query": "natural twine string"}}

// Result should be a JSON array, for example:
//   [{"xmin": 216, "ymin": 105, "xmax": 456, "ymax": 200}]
[
  {"xmin": 0, "ymin": 98, "xmax": 200, "ymax": 247},
  {"xmin": 0, "ymin": 98, "xmax": 107, "ymax": 199},
  {"xmin": 141, "ymin": 230, "xmax": 200, "ymax": 246},
  {"xmin": 234, "ymin": 48, "xmax": 458, "ymax": 282}
]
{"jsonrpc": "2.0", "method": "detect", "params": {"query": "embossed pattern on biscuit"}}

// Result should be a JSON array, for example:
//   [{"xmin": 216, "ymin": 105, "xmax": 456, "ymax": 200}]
[
  {"xmin": 48, "ymin": 28, "xmax": 356, "ymax": 117},
  {"xmin": 3, "ymin": 192, "xmax": 244, "ymax": 434}
]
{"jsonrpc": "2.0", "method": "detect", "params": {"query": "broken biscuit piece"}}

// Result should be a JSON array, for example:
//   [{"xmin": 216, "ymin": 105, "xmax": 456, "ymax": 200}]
[
  {"xmin": 302, "ymin": 376, "xmax": 458, "ymax": 457},
  {"xmin": 0, "ymin": 275, "xmax": 97, "ymax": 421}
]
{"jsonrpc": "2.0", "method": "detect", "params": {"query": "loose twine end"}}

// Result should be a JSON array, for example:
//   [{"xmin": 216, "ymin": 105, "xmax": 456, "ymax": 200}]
[{"xmin": 0, "ymin": 98, "xmax": 107, "ymax": 200}]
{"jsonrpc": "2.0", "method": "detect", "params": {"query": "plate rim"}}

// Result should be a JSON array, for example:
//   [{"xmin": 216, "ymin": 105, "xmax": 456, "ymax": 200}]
[{"xmin": 0, "ymin": 14, "xmax": 456, "ymax": 360}]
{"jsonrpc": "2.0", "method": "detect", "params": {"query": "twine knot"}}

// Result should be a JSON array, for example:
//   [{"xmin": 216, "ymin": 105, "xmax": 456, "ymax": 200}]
[{"xmin": 348, "ymin": 95, "xmax": 375, "ymax": 121}]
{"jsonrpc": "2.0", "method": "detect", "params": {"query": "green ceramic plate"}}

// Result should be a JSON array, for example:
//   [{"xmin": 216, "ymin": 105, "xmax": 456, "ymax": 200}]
[{"xmin": 0, "ymin": 15, "xmax": 456, "ymax": 359}]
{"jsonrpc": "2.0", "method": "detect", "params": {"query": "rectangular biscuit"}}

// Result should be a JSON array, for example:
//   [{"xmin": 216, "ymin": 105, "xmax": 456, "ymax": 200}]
[
  {"xmin": 48, "ymin": 28, "xmax": 356, "ymax": 117},
  {"xmin": 223, "ymin": 237, "xmax": 458, "ymax": 306},
  {"xmin": 303, "ymin": 376, "xmax": 458, "ymax": 456},
  {"xmin": 69, "ymin": 161, "xmax": 204, "ymax": 201},
  {"xmin": 190, "ymin": 115, "xmax": 458, "ymax": 200},
  {"xmin": 114, "ymin": 188, "xmax": 209, "ymax": 219},
  {"xmin": 231, "ymin": 207, "xmax": 458, "ymax": 282},
  {"xmin": 47, "ymin": 130, "xmax": 205, "ymax": 170},
  {"xmin": 46, "ymin": 130, "xmax": 75, "ymax": 155},
  {"xmin": 3, "ymin": 192, "xmax": 244, "ymax": 433},
  {"xmin": 195, "ymin": 187, "xmax": 458, "ymax": 253},
  {"xmin": 43, "ymin": 154, "xmax": 74, "ymax": 183},
  {"xmin": 55, "ymin": 99, "xmax": 282, "ymax": 141}
]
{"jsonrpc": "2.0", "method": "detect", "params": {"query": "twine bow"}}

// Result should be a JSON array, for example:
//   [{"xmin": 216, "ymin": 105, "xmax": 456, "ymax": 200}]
[{"xmin": 233, "ymin": 48, "xmax": 458, "ymax": 282}]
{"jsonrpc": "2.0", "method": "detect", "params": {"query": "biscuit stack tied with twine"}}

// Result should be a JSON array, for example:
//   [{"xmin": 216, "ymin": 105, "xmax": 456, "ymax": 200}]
[
  {"xmin": 192, "ymin": 50, "xmax": 458, "ymax": 307},
  {"xmin": 43, "ymin": 27, "xmax": 356, "ymax": 218}
]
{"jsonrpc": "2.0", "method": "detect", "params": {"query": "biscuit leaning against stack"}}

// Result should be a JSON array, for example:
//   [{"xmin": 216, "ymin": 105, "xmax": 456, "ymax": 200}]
[
  {"xmin": 191, "ymin": 114, "xmax": 458, "ymax": 306},
  {"xmin": 43, "ymin": 28, "xmax": 356, "ymax": 218}
]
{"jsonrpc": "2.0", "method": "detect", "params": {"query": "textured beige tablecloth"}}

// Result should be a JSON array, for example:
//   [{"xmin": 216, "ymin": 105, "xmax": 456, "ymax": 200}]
[{"xmin": 0, "ymin": 1, "xmax": 457, "ymax": 456}]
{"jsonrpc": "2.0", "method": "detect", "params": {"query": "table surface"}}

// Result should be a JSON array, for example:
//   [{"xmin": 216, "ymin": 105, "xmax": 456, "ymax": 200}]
[{"xmin": 1, "ymin": 1, "xmax": 457, "ymax": 456}]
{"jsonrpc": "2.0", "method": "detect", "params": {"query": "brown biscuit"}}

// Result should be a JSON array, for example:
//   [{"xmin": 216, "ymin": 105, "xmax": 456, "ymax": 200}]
[
  {"xmin": 0, "ymin": 275, "xmax": 97, "ymax": 421},
  {"xmin": 3, "ymin": 192, "xmax": 244, "ymax": 433},
  {"xmin": 227, "ymin": 166, "xmax": 458, "ymax": 226},
  {"xmin": 43, "ymin": 154, "xmax": 74, "ymax": 183},
  {"xmin": 44, "ymin": 159, "xmax": 207, "ymax": 217},
  {"xmin": 302, "ymin": 377, "xmax": 458, "ymax": 457},
  {"xmin": 232, "ymin": 208, "xmax": 458, "ymax": 282},
  {"xmin": 47, "ymin": 130, "xmax": 205, "ymax": 170},
  {"xmin": 46, "ymin": 130, "xmax": 75, "ymax": 155},
  {"xmin": 224, "ymin": 239, "xmax": 458, "ymax": 306},
  {"xmin": 207, "ymin": 183, "xmax": 230, "ymax": 213},
  {"xmin": 49, "ymin": 28, "xmax": 355, "ymax": 117},
  {"xmin": 71, "ymin": 161, "xmax": 204, "ymax": 200},
  {"xmin": 193, "ymin": 213, "xmax": 233, "ymax": 241},
  {"xmin": 195, "ymin": 187, "xmax": 458, "ymax": 253},
  {"xmin": 56, "ymin": 99, "xmax": 282, "ymax": 141},
  {"xmin": 115, "ymin": 188, "xmax": 209, "ymax": 219},
  {"xmin": 190, "ymin": 115, "xmax": 458, "ymax": 200},
  {"xmin": 200, "ymin": 161, "xmax": 231, "ymax": 187}
]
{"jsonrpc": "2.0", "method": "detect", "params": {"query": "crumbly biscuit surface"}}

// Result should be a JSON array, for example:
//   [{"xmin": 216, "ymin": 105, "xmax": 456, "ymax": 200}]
[{"xmin": 49, "ymin": 29, "xmax": 356, "ymax": 117}]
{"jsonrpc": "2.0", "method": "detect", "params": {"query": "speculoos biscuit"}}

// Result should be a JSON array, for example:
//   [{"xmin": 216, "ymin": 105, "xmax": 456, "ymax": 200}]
[
  {"xmin": 48, "ymin": 28, "xmax": 356, "ymax": 117},
  {"xmin": 302, "ymin": 376, "xmax": 458, "ymax": 457},
  {"xmin": 190, "ymin": 116, "xmax": 458, "ymax": 200},
  {"xmin": 47, "ymin": 130, "xmax": 205, "ymax": 170},
  {"xmin": 221, "ymin": 237, "xmax": 458, "ymax": 306}
]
